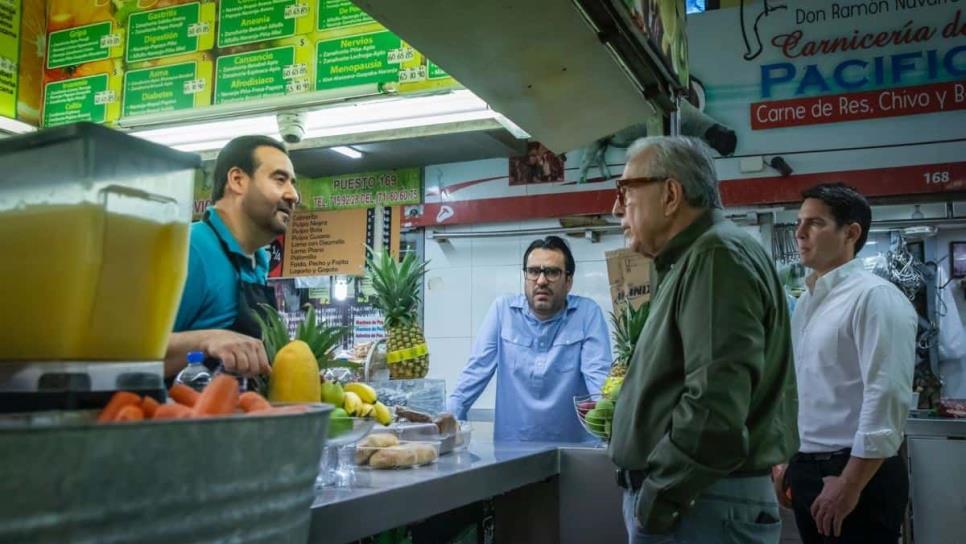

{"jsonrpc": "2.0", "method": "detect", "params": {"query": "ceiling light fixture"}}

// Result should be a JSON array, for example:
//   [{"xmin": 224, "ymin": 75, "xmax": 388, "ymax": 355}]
[
  {"xmin": 128, "ymin": 90, "xmax": 515, "ymax": 153},
  {"xmin": 331, "ymin": 145, "xmax": 363, "ymax": 159},
  {"xmin": 0, "ymin": 117, "xmax": 37, "ymax": 135}
]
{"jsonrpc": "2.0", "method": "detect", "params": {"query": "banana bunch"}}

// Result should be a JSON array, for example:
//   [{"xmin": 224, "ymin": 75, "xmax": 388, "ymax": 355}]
[{"xmin": 322, "ymin": 381, "xmax": 392, "ymax": 425}]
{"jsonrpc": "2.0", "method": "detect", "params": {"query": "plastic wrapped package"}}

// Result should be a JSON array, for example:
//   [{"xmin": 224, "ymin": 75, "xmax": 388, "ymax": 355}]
[
  {"xmin": 372, "ymin": 379, "xmax": 447, "ymax": 414},
  {"xmin": 354, "ymin": 439, "xmax": 440, "ymax": 469},
  {"xmin": 383, "ymin": 422, "xmax": 441, "ymax": 442}
]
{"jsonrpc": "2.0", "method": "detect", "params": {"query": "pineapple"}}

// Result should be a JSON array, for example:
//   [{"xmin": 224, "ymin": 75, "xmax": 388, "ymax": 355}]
[
  {"xmin": 366, "ymin": 248, "xmax": 430, "ymax": 379},
  {"xmin": 252, "ymin": 303, "xmax": 348, "ymax": 395},
  {"xmin": 602, "ymin": 300, "xmax": 650, "ymax": 399}
]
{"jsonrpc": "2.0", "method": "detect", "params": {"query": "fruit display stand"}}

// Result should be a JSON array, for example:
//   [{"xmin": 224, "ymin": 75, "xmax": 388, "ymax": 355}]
[{"xmin": 0, "ymin": 405, "xmax": 331, "ymax": 543}]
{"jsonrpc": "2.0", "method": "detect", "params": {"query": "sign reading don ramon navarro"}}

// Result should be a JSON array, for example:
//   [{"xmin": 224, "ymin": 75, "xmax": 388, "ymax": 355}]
[{"xmin": 688, "ymin": 0, "xmax": 966, "ymax": 205}]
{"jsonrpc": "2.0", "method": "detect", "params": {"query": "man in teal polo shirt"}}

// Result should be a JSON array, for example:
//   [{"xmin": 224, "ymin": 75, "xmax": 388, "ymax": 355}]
[{"xmin": 165, "ymin": 135, "xmax": 299, "ymax": 379}]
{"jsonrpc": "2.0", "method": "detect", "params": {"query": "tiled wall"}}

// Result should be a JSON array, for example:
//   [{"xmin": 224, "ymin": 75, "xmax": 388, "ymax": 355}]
[{"xmin": 423, "ymin": 219, "xmax": 628, "ymax": 411}]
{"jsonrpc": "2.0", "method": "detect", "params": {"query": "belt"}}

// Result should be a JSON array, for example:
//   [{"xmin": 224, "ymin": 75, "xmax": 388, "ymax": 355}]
[
  {"xmin": 616, "ymin": 469, "xmax": 646, "ymax": 490},
  {"xmin": 616, "ymin": 467, "xmax": 771, "ymax": 491},
  {"xmin": 792, "ymin": 448, "xmax": 851, "ymax": 462}
]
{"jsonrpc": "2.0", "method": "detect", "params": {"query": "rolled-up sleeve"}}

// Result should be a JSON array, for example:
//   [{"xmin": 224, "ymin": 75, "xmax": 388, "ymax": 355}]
[{"xmin": 851, "ymin": 286, "xmax": 917, "ymax": 458}]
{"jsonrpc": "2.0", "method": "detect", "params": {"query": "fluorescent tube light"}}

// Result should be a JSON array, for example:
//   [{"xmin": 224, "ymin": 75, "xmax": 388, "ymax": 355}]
[
  {"xmin": 129, "ymin": 90, "xmax": 520, "ymax": 153},
  {"xmin": 331, "ymin": 146, "xmax": 363, "ymax": 159},
  {"xmin": 0, "ymin": 117, "xmax": 37, "ymax": 134}
]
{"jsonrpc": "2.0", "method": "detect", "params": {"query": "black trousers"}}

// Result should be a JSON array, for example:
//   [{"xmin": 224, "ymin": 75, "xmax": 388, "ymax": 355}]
[{"xmin": 786, "ymin": 452, "xmax": 908, "ymax": 544}]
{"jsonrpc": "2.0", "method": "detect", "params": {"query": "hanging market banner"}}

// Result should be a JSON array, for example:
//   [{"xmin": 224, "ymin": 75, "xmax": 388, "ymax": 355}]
[
  {"xmin": 40, "ymin": 1, "xmax": 457, "ymax": 128},
  {"xmin": 0, "ymin": 0, "xmax": 20, "ymax": 119},
  {"xmin": 688, "ymin": 1, "xmax": 966, "ymax": 206},
  {"xmin": 689, "ymin": 1, "xmax": 966, "ymax": 156},
  {"xmin": 299, "ymin": 168, "xmax": 421, "ymax": 211}
]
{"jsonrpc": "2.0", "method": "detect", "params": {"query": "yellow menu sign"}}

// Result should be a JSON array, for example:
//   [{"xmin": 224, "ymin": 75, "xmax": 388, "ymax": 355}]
[
  {"xmin": 0, "ymin": 0, "xmax": 21, "ymax": 119},
  {"xmin": 281, "ymin": 208, "xmax": 367, "ymax": 277}
]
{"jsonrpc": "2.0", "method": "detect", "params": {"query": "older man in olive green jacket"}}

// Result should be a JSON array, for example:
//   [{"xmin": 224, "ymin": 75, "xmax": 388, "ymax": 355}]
[{"xmin": 609, "ymin": 136, "xmax": 798, "ymax": 543}]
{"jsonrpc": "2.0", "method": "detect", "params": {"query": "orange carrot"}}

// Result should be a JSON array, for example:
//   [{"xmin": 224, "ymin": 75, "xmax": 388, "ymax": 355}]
[
  {"xmin": 154, "ymin": 403, "xmax": 193, "ymax": 420},
  {"xmin": 114, "ymin": 405, "xmax": 144, "ymax": 422},
  {"xmin": 97, "ymin": 391, "xmax": 142, "ymax": 422},
  {"xmin": 168, "ymin": 383, "xmax": 200, "ymax": 407},
  {"xmin": 192, "ymin": 374, "xmax": 239, "ymax": 417},
  {"xmin": 141, "ymin": 396, "xmax": 160, "ymax": 418},
  {"xmin": 239, "ymin": 391, "xmax": 271, "ymax": 413}
]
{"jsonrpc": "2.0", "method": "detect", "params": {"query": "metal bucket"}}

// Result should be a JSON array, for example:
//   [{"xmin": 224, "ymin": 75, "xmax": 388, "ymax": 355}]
[{"xmin": 0, "ymin": 404, "xmax": 331, "ymax": 543}]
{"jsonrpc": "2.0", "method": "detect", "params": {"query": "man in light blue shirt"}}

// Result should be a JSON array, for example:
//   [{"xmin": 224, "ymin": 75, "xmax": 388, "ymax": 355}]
[{"xmin": 446, "ymin": 236, "xmax": 612, "ymax": 442}]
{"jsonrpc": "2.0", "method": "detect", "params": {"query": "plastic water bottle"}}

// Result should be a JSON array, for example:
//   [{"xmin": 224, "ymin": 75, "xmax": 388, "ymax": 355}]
[{"xmin": 175, "ymin": 351, "xmax": 211, "ymax": 392}]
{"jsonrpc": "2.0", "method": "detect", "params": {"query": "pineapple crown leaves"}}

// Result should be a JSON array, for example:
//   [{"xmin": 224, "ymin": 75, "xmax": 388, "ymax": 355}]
[
  {"xmin": 254, "ymin": 303, "xmax": 289, "ymax": 364},
  {"xmin": 364, "ymin": 245, "xmax": 430, "ymax": 328},
  {"xmin": 609, "ymin": 300, "xmax": 650, "ymax": 366},
  {"xmin": 254, "ymin": 303, "xmax": 354, "ymax": 370}
]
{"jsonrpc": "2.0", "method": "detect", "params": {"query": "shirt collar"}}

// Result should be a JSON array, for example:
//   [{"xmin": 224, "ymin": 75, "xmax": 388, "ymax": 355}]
[
  {"xmin": 654, "ymin": 209, "xmax": 720, "ymax": 272},
  {"xmin": 511, "ymin": 294, "xmax": 577, "ymax": 321},
  {"xmin": 806, "ymin": 258, "xmax": 863, "ymax": 293},
  {"xmin": 206, "ymin": 207, "xmax": 269, "ymax": 269}
]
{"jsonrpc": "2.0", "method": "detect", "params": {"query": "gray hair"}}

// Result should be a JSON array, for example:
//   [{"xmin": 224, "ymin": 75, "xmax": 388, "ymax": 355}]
[{"xmin": 625, "ymin": 136, "xmax": 721, "ymax": 209}]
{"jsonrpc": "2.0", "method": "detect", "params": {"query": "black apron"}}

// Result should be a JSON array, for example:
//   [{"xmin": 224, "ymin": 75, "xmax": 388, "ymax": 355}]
[
  {"xmin": 203, "ymin": 213, "xmax": 277, "ymax": 338},
  {"xmin": 201, "ymin": 213, "xmax": 277, "ymax": 383}
]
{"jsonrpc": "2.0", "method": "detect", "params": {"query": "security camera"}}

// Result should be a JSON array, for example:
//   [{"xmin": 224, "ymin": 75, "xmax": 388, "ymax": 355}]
[
  {"xmin": 277, "ymin": 111, "xmax": 306, "ymax": 144},
  {"xmin": 680, "ymin": 100, "xmax": 737, "ymax": 156},
  {"xmin": 679, "ymin": 78, "xmax": 738, "ymax": 156},
  {"xmin": 769, "ymin": 156, "xmax": 793, "ymax": 177}
]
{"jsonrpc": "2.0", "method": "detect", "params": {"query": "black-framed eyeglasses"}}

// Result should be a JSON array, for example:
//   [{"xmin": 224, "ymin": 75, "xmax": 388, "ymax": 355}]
[
  {"xmin": 524, "ymin": 266, "xmax": 565, "ymax": 281},
  {"xmin": 615, "ymin": 176, "xmax": 668, "ymax": 208}
]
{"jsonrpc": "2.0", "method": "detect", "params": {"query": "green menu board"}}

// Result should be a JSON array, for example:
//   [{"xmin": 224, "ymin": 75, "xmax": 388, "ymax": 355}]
[
  {"xmin": 126, "ymin": 3, "xmax": 204, "ymax": 63},
  {"xmin": 218, "ymin": 0, "xmax": 304, "ymax": 47},
  {"xmin": 0, "ymin": 0, "xmax": 20, "ymax": 119},
  {"xmin": 299, "ymin": 168, "xmax": 421, "ymax": 210},
  {"xmin": 214, "ymin": 46, "xmax": 294, "ymax": 104},
  {"xmin": 123, "ymin": 62, "xmax": 203, "ymax": 117},
  {"xmin": 43, "ymin": 75, "xmax": 108, "ymax": 127},
  {"xmin": 317, "ymin": 0, "xmax": 374, "ymax": 31},
  {"xmin": 47, "ymin": 21, "xmax": 115, "ymax": 69},
  {"xmin": 427, "ymin": 60, "xmax": 448, "ymax": 80},
  {"xmin": 316, "ymin": 31, "xmax": 409, "ymax": 91}
]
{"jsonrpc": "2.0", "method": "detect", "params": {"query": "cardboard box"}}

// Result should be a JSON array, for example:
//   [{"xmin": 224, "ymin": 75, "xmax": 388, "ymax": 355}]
[{"xmin": 605, "ymin": 248, "xmax": 652, "ymax": 311}]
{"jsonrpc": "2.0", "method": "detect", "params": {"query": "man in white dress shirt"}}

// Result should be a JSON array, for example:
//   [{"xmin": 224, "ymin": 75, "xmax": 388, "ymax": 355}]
[{"xmin": 782, "ymin": 183, "xmax": 917, "ymax": 543}]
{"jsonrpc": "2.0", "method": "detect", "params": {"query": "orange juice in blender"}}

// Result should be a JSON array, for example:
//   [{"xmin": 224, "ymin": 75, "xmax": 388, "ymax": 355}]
[{"xmin": 0, "ymin": 123, "xmax": 199, "ymax": 363}]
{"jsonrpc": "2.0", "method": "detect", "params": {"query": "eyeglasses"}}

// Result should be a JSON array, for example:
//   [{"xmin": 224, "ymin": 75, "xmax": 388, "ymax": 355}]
[
  {"xmin": 524, "ymin": 266, "xmax": 566, "ymax": 281},
  {"xmin": 615, "ymin": 176, "xmax": 667, "ymax": 208}
]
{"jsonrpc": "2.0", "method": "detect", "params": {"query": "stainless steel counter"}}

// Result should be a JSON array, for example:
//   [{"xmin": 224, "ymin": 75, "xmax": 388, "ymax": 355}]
[
  {"xmin": 904, "ymin": 416, "xmax": 966, "ymax": 544},
  {"xmin": 309, "ymin": 440, "xmax": 565, "ymax": 543},
  {"xmin": 905, "ymin": 415, "xmax": 966, "ymax": 438}
]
